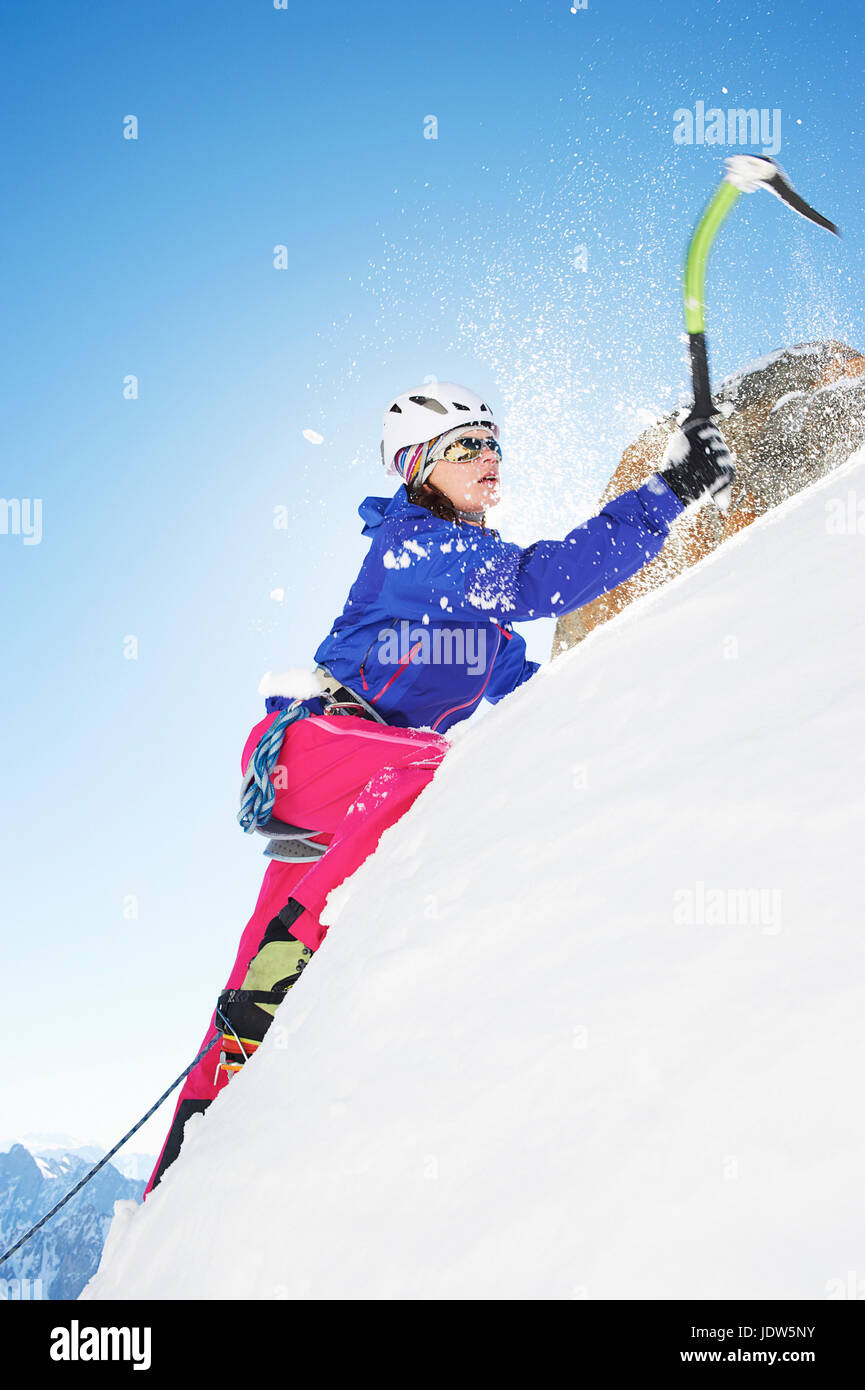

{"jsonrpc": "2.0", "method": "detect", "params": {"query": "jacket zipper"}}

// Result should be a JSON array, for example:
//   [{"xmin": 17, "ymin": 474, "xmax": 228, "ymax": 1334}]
[
  {"xmin": 358, "ymin": 618, "xmax": 396, "ymax": 692},
  {"xmin": 371, "ymin": 639, "xmax": 424, "ymax": 705}
]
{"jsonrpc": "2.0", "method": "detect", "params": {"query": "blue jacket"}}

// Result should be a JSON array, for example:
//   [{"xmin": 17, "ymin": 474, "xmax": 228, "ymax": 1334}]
[{"xmin": 299, "ymin": 478, "xmax": 684, "ymax": 734}]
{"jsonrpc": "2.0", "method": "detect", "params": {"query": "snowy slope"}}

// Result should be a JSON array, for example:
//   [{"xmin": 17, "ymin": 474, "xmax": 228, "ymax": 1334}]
[{"xmin": 84, "ymin": 450, "xmax": 865, "ymax": 1301}]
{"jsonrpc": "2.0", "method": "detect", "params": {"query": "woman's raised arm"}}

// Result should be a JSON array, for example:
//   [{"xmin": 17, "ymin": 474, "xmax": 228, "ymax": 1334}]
[{"xmin": 377, "ymin": 475, "xmax": 684, "ymax": 625}]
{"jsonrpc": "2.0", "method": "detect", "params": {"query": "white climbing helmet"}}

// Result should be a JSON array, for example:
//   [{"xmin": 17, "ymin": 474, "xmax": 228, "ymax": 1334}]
[{"xmin": 381, "ymin": 381, "xmax": 498, "ymax": 481}]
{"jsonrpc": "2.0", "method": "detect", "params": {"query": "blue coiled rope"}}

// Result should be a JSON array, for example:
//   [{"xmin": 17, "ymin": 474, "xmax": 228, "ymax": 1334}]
[{"xmin": 237, "ymin": 700, "xmax": 311, "ymax": 833}]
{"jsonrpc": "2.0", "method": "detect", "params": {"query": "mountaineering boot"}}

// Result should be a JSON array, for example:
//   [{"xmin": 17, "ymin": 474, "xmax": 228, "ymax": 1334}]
[{"xmin": 215, "ymin": 898, "xmax": 312, "ymax": 1076}]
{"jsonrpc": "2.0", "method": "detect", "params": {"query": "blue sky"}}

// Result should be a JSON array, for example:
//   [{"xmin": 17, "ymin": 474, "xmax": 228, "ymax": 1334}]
[{"xmin": 1, "ymin": 0, "xmax": 862, "ymax": 1159}]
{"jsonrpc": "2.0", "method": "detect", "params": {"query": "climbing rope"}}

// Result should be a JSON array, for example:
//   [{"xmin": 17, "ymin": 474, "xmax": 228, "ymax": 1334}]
[
  {"xmin": 3, "ymin": 702, "xmax": 312, "ymax": 1269},
  {"xmin": 0, "ymin": 1032, "xmax": 221, "ymax": 1269},
  {"xmin": 237, "ymin": 701, "xmax": 311, "ymax": 833}
]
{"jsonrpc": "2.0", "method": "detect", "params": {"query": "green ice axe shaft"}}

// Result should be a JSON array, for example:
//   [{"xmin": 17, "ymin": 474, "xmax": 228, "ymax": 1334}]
[{"xmin": 682, "ymin": 155, "xmax": 839, "ymax": 425}]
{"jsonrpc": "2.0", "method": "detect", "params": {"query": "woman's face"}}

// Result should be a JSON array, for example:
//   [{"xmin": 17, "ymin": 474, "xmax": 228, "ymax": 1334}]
[{"xmin": 427, "ymin": 427, "xmax": 501, "ymax": 514}]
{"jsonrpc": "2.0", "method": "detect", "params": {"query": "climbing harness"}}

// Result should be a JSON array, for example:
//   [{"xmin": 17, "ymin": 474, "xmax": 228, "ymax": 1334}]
[{"xmin": 237, "ymin": 666, "xmax": 385, "ymax": 862}]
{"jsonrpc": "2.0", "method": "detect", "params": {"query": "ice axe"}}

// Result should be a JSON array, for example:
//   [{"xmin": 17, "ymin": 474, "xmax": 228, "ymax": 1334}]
[{"xmin": 682, "ymin": 154, "xmax": 840, "ymax": 425}]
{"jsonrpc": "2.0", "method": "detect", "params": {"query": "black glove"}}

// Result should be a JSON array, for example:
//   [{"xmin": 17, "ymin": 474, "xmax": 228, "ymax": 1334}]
[{"xmin": 657, "ymin": 418, "xmax": 735, "ymax": 511}]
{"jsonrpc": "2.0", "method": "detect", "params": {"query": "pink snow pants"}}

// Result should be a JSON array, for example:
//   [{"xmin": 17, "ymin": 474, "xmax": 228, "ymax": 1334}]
[{"xmin": 144, "ymin": 710, "xmax": 448, "ymax": 1197}]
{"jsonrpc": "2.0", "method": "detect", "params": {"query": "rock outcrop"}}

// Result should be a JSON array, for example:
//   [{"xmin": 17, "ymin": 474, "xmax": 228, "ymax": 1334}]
[{"xmin": 552, "ymin": 340, "xmax": 865, "ymax": 656}]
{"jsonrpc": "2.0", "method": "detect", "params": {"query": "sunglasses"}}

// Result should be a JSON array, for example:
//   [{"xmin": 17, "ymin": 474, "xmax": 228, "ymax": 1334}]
[{"xmin": 437, "ymin": 434, "xmax": 503, "ymax": 464}]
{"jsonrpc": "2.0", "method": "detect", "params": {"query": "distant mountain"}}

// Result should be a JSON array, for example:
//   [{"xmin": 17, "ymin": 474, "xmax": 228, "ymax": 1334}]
[
  {"xmin": 0, "ymin": 1144, "xmax": 144, "ymax": 1300},
  {"xmin": 0, "ymin": 1133, "xmax": 156, "ymax": 1184}
]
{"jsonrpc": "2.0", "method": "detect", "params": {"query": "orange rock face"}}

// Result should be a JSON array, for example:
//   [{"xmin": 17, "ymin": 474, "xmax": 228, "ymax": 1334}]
[{"xmin": 552, "ymin": 340, "xmax": 865, "ymax": 658}]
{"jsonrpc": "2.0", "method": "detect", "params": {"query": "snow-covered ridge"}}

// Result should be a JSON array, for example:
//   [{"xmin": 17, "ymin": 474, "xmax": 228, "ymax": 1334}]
[{"xmin": 85, "ymin": 449, "xmax": 865, "ymax": 1300}]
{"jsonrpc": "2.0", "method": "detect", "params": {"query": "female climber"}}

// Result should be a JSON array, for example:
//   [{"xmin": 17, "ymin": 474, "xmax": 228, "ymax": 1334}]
[{"xmin": 144, "ymin": 380, "xmax": 734, "ymax": 1194}]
